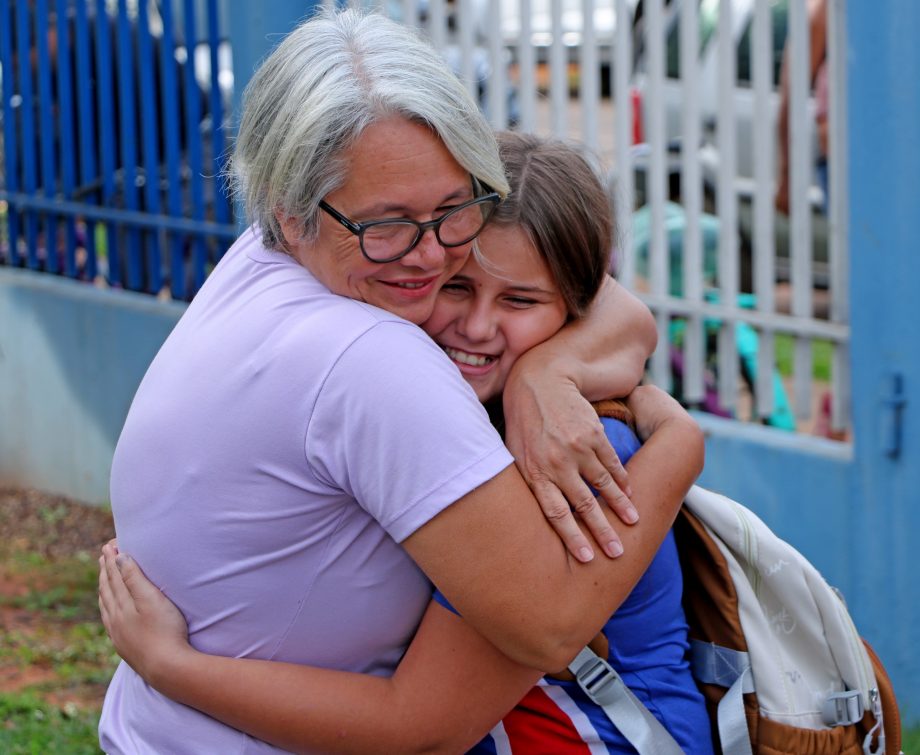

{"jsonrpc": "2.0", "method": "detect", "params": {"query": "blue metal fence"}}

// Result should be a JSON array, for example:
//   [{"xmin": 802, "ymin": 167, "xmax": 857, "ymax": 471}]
[{"xmin": 0, "ymin": 0, "xmax": 237, "ymax": 301}]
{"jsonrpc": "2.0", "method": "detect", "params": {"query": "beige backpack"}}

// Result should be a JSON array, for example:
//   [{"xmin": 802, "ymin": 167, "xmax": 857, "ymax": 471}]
[{"xmin": 567, "ymin": 485, "xmax": 902, "ymax": 755}]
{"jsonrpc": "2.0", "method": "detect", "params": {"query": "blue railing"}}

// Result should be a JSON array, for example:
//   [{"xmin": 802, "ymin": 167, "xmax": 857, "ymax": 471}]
[{"xmin": 0, "ymin": 0, "xmax": 236, "ymax": 301}]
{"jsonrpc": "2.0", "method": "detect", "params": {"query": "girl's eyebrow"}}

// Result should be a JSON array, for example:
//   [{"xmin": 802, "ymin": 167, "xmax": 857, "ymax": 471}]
[
  {"xmin": 505, "ymin": 283, "xmax": 557, "ymax": 296},
  {"xmin": 449, "ymin": 273, "xmax": 557, "ymax": 296}
]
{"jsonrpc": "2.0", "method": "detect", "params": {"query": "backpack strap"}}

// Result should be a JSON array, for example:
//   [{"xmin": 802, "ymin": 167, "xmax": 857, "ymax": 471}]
[
  {"xmin": 567, "ymin": 646, "xmax": 684, "ymax": 755},
  {"xmin": 689, "ymin": 640, "xmax": 755, "ymax": 755}
]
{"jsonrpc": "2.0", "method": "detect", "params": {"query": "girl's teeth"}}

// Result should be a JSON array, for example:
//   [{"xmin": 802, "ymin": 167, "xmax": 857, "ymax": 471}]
[
  {"xmin": 444, "ymin": 347, "xmax": 494, "ymax": 367},
  {"xmin": 395, "ymin": 281, "xmax": 426, "ymax": 289}
]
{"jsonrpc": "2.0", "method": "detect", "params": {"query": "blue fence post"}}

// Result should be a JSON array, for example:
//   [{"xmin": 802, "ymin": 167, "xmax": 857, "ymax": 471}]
[
  {"xmin": 0, "ymin": 0, "xmax": 21, "ymax": 265},
  {"xmin": 35, "ymin": 0, "xmax": 58, "ymax": 274},
  {"xmin": 226, "ymin": 0, "xmax": 320, "ymax": 230},
  {"xmin": 846, "ymin": 0, "xmax": 920, "ymax": 724},
  {"xmin": 207, "ymin": 0, "xmax": 231, "ymax": 231},
  {"xmin": 15, "ymin": 0, "xmax": 38, "ymax": 268},
  {"xmin": 181, "ymin": 0, "xmax": 207, "ymax": 294},
  {"xmin": 136, "ymin": 0, "xmax": 164, "ymax": 295},
  {"xmin": 73, "ymin": 0, "xmax": 99, "ymax": 280},
  {"xmin": 55, "ymin": 0, "xmax": 79, "ymax": 277},
  {"xmin": 116, "ymin": 0, "xmax": 143, "ymax": 291},
  {"xmin": 94, "ymin": 4, "xmax": 120, "ymax": 285}
]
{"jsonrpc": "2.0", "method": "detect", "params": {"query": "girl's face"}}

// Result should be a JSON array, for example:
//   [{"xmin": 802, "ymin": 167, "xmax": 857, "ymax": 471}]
[{"xmin": 422, "ymin": 224, "xmax": 568, "ymax": 403}]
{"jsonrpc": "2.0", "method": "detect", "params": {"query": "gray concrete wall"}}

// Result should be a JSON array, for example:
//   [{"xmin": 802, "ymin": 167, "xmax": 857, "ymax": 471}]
[{"xmin": 0, "ymin": 269, "xmax": 185, "ymax": 504}]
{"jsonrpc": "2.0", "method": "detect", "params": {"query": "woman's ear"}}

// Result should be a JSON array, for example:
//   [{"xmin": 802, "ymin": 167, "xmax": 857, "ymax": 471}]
[{"xmin": 274, "ymin": 211, "xmax": 302, "ymax": 251}]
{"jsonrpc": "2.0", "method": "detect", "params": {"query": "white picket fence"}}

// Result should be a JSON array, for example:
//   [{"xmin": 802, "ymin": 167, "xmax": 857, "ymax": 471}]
[{"xmin": 354, "ymin": 0, "xmax": 850, "ymax": 437}]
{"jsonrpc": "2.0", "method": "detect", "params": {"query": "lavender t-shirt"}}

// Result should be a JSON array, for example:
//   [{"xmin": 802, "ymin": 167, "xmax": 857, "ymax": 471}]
[{"xmin": 99, "ymin": 227, "xmax": 512, "ymax": 754}]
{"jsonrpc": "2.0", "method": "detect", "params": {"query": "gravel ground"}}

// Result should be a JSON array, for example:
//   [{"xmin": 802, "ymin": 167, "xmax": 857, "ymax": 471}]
[{"xmin": 0, "ymin": 488, "xmax": 114, "ymax": 560}]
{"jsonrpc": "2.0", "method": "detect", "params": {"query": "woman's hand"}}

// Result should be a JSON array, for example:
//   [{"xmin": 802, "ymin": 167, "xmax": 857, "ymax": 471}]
[
  {"xmin": 98, "ymin": 539, "xmax": 193, "ymax": 685},
  {"xmin": 502, "ymin": 368, "xmax": 636, "ymax": 563}
]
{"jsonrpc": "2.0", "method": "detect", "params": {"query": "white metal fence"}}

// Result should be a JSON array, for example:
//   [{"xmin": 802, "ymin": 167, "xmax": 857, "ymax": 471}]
[{"xmin": 363, "ymin": 0, "xmax": 850, "ymax": 437}]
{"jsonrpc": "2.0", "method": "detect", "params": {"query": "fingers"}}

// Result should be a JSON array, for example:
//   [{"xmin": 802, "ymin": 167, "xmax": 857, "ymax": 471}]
[
  {"xmin": 102, "ymin": 544, "xmax": 134, "ymax": 616},
  {"xmin": 530, "ymin": 479, "xmax": 598, "ymax": 563},
  {"xmin": 585, "ymin": 440, "xmax": 636, "ymax": 524},
  {"xmin": 550, "ymin": 474, "xmax": 625, "ymax": 560},
  {"xmin": 98, "ymin": 555, "xmax": 112, "ymax": 627},
  {"xmin": 591, "ymin": 440, "xmax": 632, "ymax": 501}
]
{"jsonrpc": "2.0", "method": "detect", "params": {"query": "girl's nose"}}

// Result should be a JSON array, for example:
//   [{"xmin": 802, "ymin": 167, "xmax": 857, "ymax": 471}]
[{"xmin": 458, "ymin": 300, "xmax": 497, "ymax": 343}]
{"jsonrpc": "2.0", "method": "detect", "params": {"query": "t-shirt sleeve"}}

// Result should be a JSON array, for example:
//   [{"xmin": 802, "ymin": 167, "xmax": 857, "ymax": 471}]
[{"xmin": 306, "ymin": 320, "xmax": 514, "ymax": 543}]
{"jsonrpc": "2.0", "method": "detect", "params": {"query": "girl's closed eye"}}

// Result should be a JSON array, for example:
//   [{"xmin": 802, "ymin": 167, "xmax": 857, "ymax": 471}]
[
  {"xmin": 504, "ymin": 295, "xmax": 539, "ymax": 308},
  {"xmin": 441, "ymin": 281, "xmax": 471, "ymax": 295}
]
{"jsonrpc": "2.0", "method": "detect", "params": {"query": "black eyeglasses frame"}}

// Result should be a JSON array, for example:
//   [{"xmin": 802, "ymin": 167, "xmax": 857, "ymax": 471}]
[{"xmin": 318, "ymin": 192, "xmax": 501, "ymax": 264}]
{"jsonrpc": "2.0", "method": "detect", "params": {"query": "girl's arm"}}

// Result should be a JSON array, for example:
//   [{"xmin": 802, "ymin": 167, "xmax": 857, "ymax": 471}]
[
  {"xmin": 98, "ymin": 387, "xmax": 701, "ymax": 753},
  {"xmin": 502, "ymin": 277, "xmax": 658, "ymax": 561},
  {"xmin": 100, "ymin": 548, "xmax": 540, "ymax": 754}
]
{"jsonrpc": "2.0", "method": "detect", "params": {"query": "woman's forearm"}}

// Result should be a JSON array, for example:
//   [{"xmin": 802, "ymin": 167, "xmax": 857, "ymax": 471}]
[{"xmin": 499, "ymin": 278, "xmax": 658, "ymax": 560}]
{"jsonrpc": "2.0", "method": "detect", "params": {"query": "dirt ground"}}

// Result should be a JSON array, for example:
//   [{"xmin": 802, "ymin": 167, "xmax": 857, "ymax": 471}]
[
  {"xmin": 0, "ymin": 488, "xmax": 115, "ymax": 707},
  {"xmin": 0, "ymin": 488, "xmax": 114, "ymax": 562}
]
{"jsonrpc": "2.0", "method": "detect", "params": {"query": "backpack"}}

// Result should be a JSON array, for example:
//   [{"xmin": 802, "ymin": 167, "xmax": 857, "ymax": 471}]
[{"xmin": 567, "ymin": 485, "xmax": 902, "ymax": 755}]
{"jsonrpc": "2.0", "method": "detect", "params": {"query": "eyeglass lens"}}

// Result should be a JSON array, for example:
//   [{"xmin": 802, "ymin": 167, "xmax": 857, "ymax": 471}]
[{"xmin": 361, "ymin": 198, "xmax": 494, "ymax": 261}]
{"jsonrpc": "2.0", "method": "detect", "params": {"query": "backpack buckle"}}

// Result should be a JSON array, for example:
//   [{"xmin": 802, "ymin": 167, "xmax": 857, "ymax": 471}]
[
  {"xmin": 823, "ymin": 690, "xmax": 864, "ymax": 726},
  {"xmin": 572, "ymin": 651, "xmax": 622, "ymax": 706}
]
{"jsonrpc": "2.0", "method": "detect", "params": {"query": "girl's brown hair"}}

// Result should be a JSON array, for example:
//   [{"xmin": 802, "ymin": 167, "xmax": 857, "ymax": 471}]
[{"xmin": 491, "ymin": 131, "xmax": 614, "ymax": 318}]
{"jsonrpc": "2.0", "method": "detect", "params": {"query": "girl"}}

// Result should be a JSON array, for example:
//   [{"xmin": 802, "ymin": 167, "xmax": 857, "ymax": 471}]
[{"xmin": 99, "ymin": 132, "xmax": 709, "ymax": 754}]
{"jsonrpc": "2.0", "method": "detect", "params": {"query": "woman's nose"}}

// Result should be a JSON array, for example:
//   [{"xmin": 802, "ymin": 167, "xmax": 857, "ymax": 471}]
[{"xmin": 400, "ymin": 228, "xmax": 449, "ymax": 269}]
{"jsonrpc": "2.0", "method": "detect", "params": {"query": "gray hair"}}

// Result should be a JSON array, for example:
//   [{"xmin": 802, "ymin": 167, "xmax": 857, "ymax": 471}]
[{"xmin": 229, "ymin": 8, "xmax": 509, "ymax": 251}]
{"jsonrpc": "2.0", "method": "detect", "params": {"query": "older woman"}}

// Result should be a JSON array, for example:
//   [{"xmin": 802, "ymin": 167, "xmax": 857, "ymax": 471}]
[{"xmin": 99, "ymin": 9, "xmax": 699, "ymax": 753}]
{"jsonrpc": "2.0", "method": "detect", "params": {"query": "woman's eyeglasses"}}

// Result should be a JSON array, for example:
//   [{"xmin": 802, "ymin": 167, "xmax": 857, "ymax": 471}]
[{"xmin": 319, "ymin": 193, "xmax": 501, "ymax": 263}]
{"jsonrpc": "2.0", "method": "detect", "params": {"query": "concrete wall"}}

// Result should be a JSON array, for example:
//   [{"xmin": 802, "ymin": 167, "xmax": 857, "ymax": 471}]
[{"xmin": 0, "ymin": 268, "xmax": 184, "ymax": 503}]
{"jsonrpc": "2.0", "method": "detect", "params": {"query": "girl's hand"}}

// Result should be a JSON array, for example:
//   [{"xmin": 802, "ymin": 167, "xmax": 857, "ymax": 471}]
[
  {"xmin": 626, "ymin": 385, "xmax": 700, "ymax": 442},
  {"xmin": 98, "ymin": 539, "xmax": 193, "ymax": 685},
  {"xmin": 502, "ymin": 370, "xmax": 636, "ymax": 564}
]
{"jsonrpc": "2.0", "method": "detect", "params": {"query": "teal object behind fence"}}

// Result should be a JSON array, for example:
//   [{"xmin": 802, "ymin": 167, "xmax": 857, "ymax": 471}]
[{"xmin": 632, "ymin": 202, "xmax": 794, "ymax": 429}]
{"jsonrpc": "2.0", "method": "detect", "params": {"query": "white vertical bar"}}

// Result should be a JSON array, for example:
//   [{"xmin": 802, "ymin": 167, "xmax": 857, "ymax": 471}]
[
  {"xmin": 550, "ymin": 0, "xmax": 567, "ymax": 137},
  {"xmin": 580, "ymin": 0, "xmax": 599, "ymax": 150},
  {"xmin": 646, "ymin": 0, "xmax": 669, "ymax": 390},
  {"xmin": 828, "ymin": 0, "xmax": 850, "ymax": 432},
  {"xmin": 753, "ymin": 0, "xmax": 776, "ymax": 419},
  {"xmin": 457, "ymin": 0, "xmax": 478, "ymax": 101},
  {"xmin": 789, "ymin": 0, "xmax": 813, "ymax": 420},
  {"xmin": 486, "ymin": 0, "xmax": 507, "ymax": 128},
  {"xmin": 401, "ymin": 0, "xmax": 416, "ymax": 26},
  {"xmin": 428, "ymin": 0, "xmax": 447, "ymax": 53},
  {"xmin": 716, "ymin": 0, "xmax": 738, "ymax": 411},
  {"xmin": 613, "ymin": 0, "xmax": 635, "ymax": 288},
  {"xmin": 518, "ymin": 0, "xmax": 537, "ymax": 132},
  {"xmin": 680, "ymin": 0, "xmax": 704, "ymax": 404}
]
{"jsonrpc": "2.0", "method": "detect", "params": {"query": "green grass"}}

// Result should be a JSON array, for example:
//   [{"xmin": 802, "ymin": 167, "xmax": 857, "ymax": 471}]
[
  {"xmin": 0, "ymin": 691, "xmax": 102, "ymax": 755},
  {"xmin": 0, "ymin": 550, "xmax": 101, "ymax": 621},
  {"xmin": 904, "ymin": 725, "xmax": 920, "ymax": 753},
  {"xmin": 0, "ymin": 502, "xmax": 117, "ymax": 754}
]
